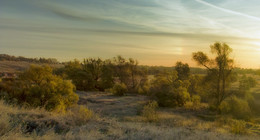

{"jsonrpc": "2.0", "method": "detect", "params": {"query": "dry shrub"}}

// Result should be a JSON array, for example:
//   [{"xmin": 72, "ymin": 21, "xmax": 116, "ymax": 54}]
[
  {"xmin": 192, "ymin": 95, "xmax": 201, "ymax": 106},
  {"xmin": 112, "ymin": 83, "xmax": 127, "ymax": 96},
  {"xmin": 220, "ymin": 96, "xmax": 252, "ymax": 120},
  {"xmin": 142, "ymin": 101, "xmax": 159, "ymax": 122},
  {"xmin": 215, "ymin": 117, "xmax": 249, "ymax": 135},
  {"xmin": 66, "ymin": 105, "xmax": 93, "ymax": 125},
  {"xmin": 184, "ymin": 95, "xmax": 202, "ymax": 110},
  {"xmin": 230, "ymin": 120, "xmax": 248, "ymax": 135}
]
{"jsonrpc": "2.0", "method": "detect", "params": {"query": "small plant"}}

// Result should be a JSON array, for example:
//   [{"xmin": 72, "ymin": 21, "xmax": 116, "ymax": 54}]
[
  {"xmin": 112, "ymin": 83, "xmax": 127, "ymax": 96},
  {"xmin": 142, "ymin": 101, "xmax": 159, "ymax": 122},
  {"xmin": 67, "ymin": 105, "xmax": 93, "ymax": 125},
  {"xmin": 230, "ymin": 120, "xmax": 248, "ymax": 135},
  {"xmin": 191, "ymin": 95, "xmax": 201, "ymax": 106}
]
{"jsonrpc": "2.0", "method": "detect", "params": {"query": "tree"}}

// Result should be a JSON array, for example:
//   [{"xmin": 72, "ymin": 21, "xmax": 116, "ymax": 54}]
[
  {"xmin": 192, "ymin": 42, "xmax": 235, "ymax": 109},
  {"xmin": 175, "ymin": 61, "xmax": 190, "ymax": 81},
  {"xmin": 83, "ymin": 58, "xmax": 103, "ymax": 90},
  {"xmin": 100, "ymin": 59, "xmax": 114, "ymax": 90},
  {"xmin": 64, "ymin": 60, "xmax": 90, "ymax": 91},
  {"xmin": 113, "ymin": 55, "xmax": 130, "ymax": 85},
  {"xmin": 128, "ymin": 58, "xmax": 139, "ymax": 90}
]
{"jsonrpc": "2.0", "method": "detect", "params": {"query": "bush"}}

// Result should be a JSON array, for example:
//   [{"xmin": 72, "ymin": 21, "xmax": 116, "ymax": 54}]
[
  {"xmin": 137, "ymin": 84, "xmax": 150, "ymax": 95},
  {"xmin": 66, "ymin": 105, "xmax": 93, "ymax": 125},
  {"xmin": 112, "ymin": 83, "xmax": 127, "ymax": 96},
  {"xmin": 184, "ymin": 95, "xmax": 202, "ymax": 110},
  {"xmin": 142, "ymin": 101, "xmax": 159, "ymax": 122},
  {"xmin": 150, "ymin": 83, "xmax": 190, "ymax": 107},
  {"xmin": 230, "ymin": 120, "xmax": 248, "ymax": 134},
  {"xmin": 0, "ymin": 65, "xmax": 79, "ymax": 112},
  {"xmin": 149, "ymin": 71, "xmax": 191, "ymax": 107},
  {"xmin": 220, "ymin": 96, "xmax": 252, "ymax": 120},
  {"xmin": 191, "ymin": 95, "xmax": 201, "ymax": 106}
]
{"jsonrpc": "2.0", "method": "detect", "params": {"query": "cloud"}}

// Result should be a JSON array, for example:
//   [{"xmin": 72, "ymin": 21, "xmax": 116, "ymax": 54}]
[
  {"xmin": 38, "ymin": 2, "xmax": 104, "ymax": 22},
  {"xmin": 195, "ymin": 0, "xmax": 260, "ymax": 21},
  {"xmin": 2, "ymin": 21, "xmax": 259, "ymax": 43}
]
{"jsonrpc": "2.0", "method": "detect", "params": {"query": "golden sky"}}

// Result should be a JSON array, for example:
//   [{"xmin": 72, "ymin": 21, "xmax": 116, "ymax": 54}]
[{"xmin": 0, "ymin": 0, "xmax": 260, "ymax": 68}]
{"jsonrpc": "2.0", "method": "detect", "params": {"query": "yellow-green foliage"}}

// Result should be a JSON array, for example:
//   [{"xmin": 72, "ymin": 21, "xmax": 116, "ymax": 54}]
[
  {"xmin": 0, "ymin": 65, "xmax": 79, "ymax": 112},
  {"xmin": 137, "ymin": 84, "xmax": 150, "ymax": 95},
  {"xmin": 220, "ymin": 96, "xmax": 251, "ymax": 120},
  {"xmin": 150, "ymin": 72, "xmax": 190, "ymax": 107},
  {"xmin": 192, "ymin": 95, "xmax": 201, "ymax": 106},
  {"xmin": 112, "ymin": 83, "xmax": 127, "ymax": 96},
  {"xmin": 66, "ymin": 105, "xmax": 93, "ymax": 125},
  {"xmin": 230, "ymin": 120, "xmax": 248, "ymax": 134},
  {"xmin": 184, "ymin": 96, "xmax": 202, "ymax": 110},
  {"xmin": 142, "ymin": 101, "xmax": 159, "ymax": 122}
]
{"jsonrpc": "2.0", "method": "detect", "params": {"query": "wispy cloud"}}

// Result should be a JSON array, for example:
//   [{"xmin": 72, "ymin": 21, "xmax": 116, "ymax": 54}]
[{"xmin": 195, "ymin": 0, "xmax": 260, "ymax": 21}]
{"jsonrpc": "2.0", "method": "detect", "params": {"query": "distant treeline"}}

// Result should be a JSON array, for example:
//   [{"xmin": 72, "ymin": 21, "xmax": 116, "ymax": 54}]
[
  {"xmin": 139, "ymin": 65, "xmax": 207, "ymax": 75},
  {"xmin": 234, "ymin": 68, "xmax": 260, "ymax": 75},
  {"xmin": 0, "ymin": 54, "xmax": 59, "ymax": 64},
  {"xmin": 0, "ymin": 54, "xmax": 259, "ymax": 75}
]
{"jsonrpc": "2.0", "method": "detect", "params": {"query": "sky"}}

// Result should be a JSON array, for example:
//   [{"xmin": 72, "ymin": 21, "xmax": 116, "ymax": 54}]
[{"xmin": 0, "ymin": 0, "xmax": 260, "ymax": 68}]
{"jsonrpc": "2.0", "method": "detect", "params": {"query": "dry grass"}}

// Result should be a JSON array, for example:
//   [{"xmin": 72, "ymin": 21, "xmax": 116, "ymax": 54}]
[{"xmin": 1, "ymin": 92, "xmax": 260, "ymax": 139}]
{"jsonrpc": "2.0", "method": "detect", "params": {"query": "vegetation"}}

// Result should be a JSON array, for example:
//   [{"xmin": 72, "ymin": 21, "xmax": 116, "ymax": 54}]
[
  {"xmin": 193, "ymin": 42, "xmax": 236, "ymax": 110},
  {"xmin": 0, "ymin": 42, "xmax": 260, "ymax": 139},
  {"xmin": 149, "ymin": 70, "xmax": 190, "ymax": 107},
  {"xmin": 112, "ymin": 83, "xmax": 127, "ymax": 96},
  {"xmin": 0, "ymin": 65, "xmax": 79, "ymax": 112},
  {"xmin": 0, "ymin": 54, "xmax": 59, "ymax": 64},
  {"xmin": 142, "ymin": 101, "xmax": 159, "ymax": 122}
]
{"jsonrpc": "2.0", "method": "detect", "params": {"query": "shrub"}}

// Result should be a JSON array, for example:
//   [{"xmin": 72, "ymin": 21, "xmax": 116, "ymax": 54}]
[
  {"xmin": 191, "ymin": 95, "xmax": 201, "ymax": 106},
  {"xmin": 220, "ymin": 96, "xmax": 252, "ymax": 120},
  {"xmin": 142, "ymin": 101, "xmax": 159, "ymax": 122},
  {"xmin": 230, "ymin": 120, "xmax": 248, "ymax": 134},
  {"xmin": 184, "ymin": 95, "xmax": 202, "ymax": 110},
  {"xmin": 151, "ymin": 84, "xmax": 190, "ymax": 107},
  {"xmin": 137, "ymin": 84, "xmax": 150, "ymax": 95},
  {"xmin": 66, "ymin": 105, "xmax": 93, "ymax": 125},
  {"xmin": 149, "ymin": 71, "xmax": 191, "ymax": 107},
  {"xmin": 0, "ymin": 65, "xmax": 79, "ymax": 112},
  {"xmin": 112, "ymin": 83, "xmax": 127, "ymax": 96}
]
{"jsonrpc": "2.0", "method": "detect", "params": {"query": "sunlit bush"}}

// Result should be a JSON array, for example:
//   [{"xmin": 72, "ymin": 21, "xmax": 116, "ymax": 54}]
[
  {"xmin": 112, "ymin": 83, "xmax": 127, "ymax": 96},
  {"xmin": 66, "ymin": 105, "xmax": 93, "ymax": 125},
  {"xmin": 149, "ymin": 74, "xmax": 190, "ymax": 107},
  {"xmin": 220, "ymin": 96, "xmax": 252, "ymax": 120},
  {"xmin": 184, "ymin": 95, "xmax": 202, "ymax": 110},
  {"xmin": 142, "ymin": 101, "xmax": 159, "ymax": 122},
  {"xmin": 191, "ymin": 95, "xmax": 201, "ymax": 106},
  {"xmin": 0, "ymin": 65, "xmax": 79, "ymax": 112},
  {"xmin": 230, "ymin": 120, "xmax": 248, "ymax": 135}
]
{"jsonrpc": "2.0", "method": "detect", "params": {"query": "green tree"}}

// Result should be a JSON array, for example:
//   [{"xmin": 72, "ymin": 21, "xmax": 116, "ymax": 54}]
[
  {"xmin": 192, "ymin": 42, "xmax": 235, "ymax": 109},
  {"xmin": 175, "ymin": 61, "xmax": 190, "ymax": 81},
  {"xmin": 100, "ymin": 59, "xmax": 114, "ymax": 90},
  {"xmin": 64, "ymin": 60, "xmax": 90, "ymax": 90},
  {"xmin": 128, "ymin": 58, "xmax": 139, "ymax": 89},
  {"xmin": 82, "ymin": 58, "xmax": 103, "ymax": 90},
  {"xmin": 113, "ymin": 55, "xmax": 130, "ymax": 85}
]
